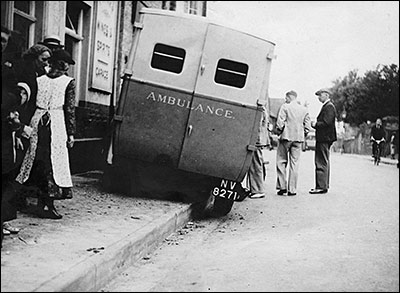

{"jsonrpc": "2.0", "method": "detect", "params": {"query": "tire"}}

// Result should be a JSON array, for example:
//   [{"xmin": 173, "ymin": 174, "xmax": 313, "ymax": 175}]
[{"xmin": 207, "ymin": 194, "xmax": 234, "ymax": 218}]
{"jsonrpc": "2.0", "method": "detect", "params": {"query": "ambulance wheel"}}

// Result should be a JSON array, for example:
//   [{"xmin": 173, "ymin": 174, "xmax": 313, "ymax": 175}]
[{"xmin": 208, "ymin": 195, "xmax": 234, "ymax": 218}]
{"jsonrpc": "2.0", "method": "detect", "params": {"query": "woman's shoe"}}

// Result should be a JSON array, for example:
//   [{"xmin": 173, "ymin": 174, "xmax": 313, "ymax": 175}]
[
  {"xmin": 61, "ymin": 188, "xmax": 73, "ymax": 199},
  {"xmin": 3, "ymin": 222, "xmax": 20, "ymax": 234},
  {"xmin": 36, "ymin": 206, "xmax": 63, "ymax": 219}
]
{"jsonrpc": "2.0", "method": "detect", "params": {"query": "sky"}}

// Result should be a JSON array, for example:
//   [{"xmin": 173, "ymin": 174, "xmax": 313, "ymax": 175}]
[{"xmin": 207, "ymin": 1, "xmax": 399, "ymax": 118}]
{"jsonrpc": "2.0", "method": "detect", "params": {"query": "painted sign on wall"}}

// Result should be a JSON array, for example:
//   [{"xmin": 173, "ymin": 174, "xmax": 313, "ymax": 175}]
[{"xmin": 90, "ymin": 1, "xmax": 117, "ymax": 93}]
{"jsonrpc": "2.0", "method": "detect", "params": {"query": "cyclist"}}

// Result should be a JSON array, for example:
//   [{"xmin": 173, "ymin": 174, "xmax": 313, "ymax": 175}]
[{"xmin": 370, "ymin": 118, "xmax": 386, "ymax": 165}]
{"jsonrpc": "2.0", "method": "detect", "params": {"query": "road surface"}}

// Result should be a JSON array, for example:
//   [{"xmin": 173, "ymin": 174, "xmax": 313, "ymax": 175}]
[{"xmin": 101, "ymin": 150, "xmax": 399, "ymax": 292}]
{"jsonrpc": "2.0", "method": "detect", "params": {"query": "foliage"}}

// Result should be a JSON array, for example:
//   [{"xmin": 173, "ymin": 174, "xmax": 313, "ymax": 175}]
[{"xmin": 330, "ymin": 64, "xmax": 399, "ymax": 125}]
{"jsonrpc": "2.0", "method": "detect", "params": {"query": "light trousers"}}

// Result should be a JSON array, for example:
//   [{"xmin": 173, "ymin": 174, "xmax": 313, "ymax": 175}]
[
  {"xmin": 276, "ymin": 140, "xmax": 302, "ymax": 193},
  {"xmin": 247, "ymin": 147, "xmax": 266, "ymax": 194}
]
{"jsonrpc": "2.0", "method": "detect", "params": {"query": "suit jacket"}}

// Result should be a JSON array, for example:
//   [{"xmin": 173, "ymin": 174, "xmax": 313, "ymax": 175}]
[
  {"xmin": 313, "ymin": 100, "xmax": 337, "ymax": 143},
  {"xmin": 276, "ymin": 100, "xmax": 311, "ymax": 142}
]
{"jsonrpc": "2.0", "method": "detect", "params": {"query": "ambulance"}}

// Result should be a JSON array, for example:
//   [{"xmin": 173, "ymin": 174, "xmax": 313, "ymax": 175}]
[{"xmin": 104, "ymin": 8, "xmax": 276, "ymax": 217}]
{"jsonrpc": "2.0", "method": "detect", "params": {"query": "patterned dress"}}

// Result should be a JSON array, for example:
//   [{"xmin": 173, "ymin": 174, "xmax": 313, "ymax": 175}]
[{"xmin": 16, "ymin": 74, "xmax": 76, "ymax": 189}]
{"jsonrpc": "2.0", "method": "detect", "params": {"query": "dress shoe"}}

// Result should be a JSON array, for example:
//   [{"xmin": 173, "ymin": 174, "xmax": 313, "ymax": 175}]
[
  {"xmin": 36, "ymin": 206, "xmax": 63, "ymax": 219},
  {"xmin": 249, "ymin": 193, "xmax": 265, "ymax": 199},
  {"xmin": 287, "ymin": 192, "xmax": 297, "ymax": 196},
  {"xmin": 3, "ymin": 222, "xmax": 20, "ymax": 234},
  {"xmin": 309, "ymin": 188, "xmax": 328, "ymax": 194},
  {"xmin": 235, "ymin": 190, "xmax": 250, "ymax": 202},
  {"xmin": 277, "ymin": 189, "xmax": 287, "ymax": 196}
]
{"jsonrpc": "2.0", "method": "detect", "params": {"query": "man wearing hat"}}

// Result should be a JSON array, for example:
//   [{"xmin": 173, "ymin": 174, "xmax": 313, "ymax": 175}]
[
  {"xmin": 275, "ymin": 90, "xmax": 312, "ymax": 196},
  {"xmin": 309, "ymin": 88, "xmax": 337, "ymax": 194},
  {"xmin": 38, "ymin": 35, "xmax": 64, "ymax": 52}
]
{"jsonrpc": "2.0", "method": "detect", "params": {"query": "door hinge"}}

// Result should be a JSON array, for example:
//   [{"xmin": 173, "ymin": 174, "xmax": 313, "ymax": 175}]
[
  {"xmin": 247, "ymin": 145, "xmax": 257, "ymax": 151},
  {"xmin": 113, "ymin": 115, "xmax": 124, "ymax": 122},
  {"xmin": 134, "ymin": 22, "xmax": 143, "ymax": 30},
  {"xmin": 266, "ymin": 52, "xmax": 277, "ymax": 60}
]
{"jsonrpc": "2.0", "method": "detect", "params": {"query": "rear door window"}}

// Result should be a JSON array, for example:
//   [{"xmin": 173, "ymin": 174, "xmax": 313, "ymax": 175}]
[
  {"xmin": 151, "ymin": 43, "xmax": 186, "ymax": 74},
  {"xmin": 214, "ymin": 58, "xmax": 248, "ymax": 88}
]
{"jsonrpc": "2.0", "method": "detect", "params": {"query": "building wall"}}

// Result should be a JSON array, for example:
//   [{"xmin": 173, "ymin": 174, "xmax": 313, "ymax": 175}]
[{"xmin": 2, "ymin": 1, "xmax": 207, "ymax": 173}]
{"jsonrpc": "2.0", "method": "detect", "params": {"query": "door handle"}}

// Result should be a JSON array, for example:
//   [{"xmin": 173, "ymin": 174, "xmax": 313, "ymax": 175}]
[
  {"xmin": 200, "ymin": 65, "xmax": 205, "ymax": 75},
  {"xmin": 188, "ymin": 125, "xmax": 193, "ymax": 136}
]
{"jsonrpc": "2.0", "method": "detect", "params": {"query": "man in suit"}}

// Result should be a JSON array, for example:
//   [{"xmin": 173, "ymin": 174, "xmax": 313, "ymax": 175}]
[
  {"xmin": 275, "ymin": 90, "xmax": 311, "ymax": 196},
  {"xmin": 309, "ymin": 88, "xmax": 337, "ymax": 194}
]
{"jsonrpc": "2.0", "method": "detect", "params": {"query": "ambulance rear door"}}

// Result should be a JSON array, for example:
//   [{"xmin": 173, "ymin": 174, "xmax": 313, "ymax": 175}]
[
  {"xmin": 178, "ymin": 24, "xmax": 275, "ymax": 181},
  {"xmin": 115, "ymin": 11, "xmax": 208, "ymax": 168}
]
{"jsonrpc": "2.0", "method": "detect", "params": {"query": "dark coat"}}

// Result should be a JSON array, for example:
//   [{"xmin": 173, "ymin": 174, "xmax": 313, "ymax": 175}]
[
  {"xmin": 2, "ymin": 59, "xmax": 24, "ymax": 227},
  {"xmin": 371, "ymin": 125, "xmax": 386, "ymax": 141},
  {"xmin": 314, "ymin": 100, "xmax": 337, "ymax": 143},
  {"xmin": 2, "ymin": 59, "xmax": 24, "ymax": 175}
]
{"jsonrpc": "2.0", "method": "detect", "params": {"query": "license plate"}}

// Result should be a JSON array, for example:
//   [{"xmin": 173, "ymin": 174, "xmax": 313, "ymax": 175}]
[{"xmin": 211, "ymin": 179, "xmax": 239, "ymax": 201}]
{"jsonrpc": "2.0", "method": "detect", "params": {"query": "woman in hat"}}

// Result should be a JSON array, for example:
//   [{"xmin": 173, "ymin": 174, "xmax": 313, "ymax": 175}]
[
  {"xmin": 15, "ymin": 49, "xmax": 76, "ymax": 219},
  {"xmin": 11, "ymin": 44, "xmax": 52, "ymax": 212}
]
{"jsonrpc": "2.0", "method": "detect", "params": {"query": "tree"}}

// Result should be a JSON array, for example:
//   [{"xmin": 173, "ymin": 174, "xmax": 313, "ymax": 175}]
[{"xmin": 330, "ymin": 64, "xmax": 399, "ymax": 125}]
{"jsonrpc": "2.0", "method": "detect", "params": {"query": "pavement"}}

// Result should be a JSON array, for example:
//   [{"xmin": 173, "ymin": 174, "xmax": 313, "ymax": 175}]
[
  {"xmin": 1, "ymin": 171, "xmax": 196, "ymax": 292},
  {"xmin": 1, "ymin": 153, "xmax": 398, "ymax": 292}
]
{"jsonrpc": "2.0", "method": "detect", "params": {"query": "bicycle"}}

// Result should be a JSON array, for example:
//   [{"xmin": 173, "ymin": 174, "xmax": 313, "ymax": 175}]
[{"xmin": 371, "ymin": 137, "xmax": 385, "ymax": 165}]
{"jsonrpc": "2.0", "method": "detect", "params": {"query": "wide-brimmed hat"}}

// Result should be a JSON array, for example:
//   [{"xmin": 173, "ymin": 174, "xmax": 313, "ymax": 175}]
[
  {"xmin": 17, "ymin": 82, "xmax": 31, "ymax": 102},
  {"xmin": 315, "ymin": 88, "xmax": 332, "ymax": 96},
  {"xmin": 51, "ymin": 49, "xmax": 75, "ymax": 65},
  {"xmin": 38, "ymin": 35, "xmax": 64, "ymax": 49}
]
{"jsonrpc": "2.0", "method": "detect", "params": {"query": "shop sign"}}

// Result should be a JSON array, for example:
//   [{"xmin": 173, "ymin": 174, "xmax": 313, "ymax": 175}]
[{"xmin": 90, "ymin": 1, "xmax": 117, "ymax": 93}]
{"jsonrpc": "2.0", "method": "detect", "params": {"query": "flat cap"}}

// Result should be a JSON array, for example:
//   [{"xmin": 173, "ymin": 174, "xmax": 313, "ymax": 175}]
[
  {"xmin": 286, "ymin": 90, "xmax": 297, "ymax": 97},
  {"xmin": 51, "ymin": 49, "xmax": 75, "ymax": 65},
  {"xmin": 315, "ymin": 88, "xmax": 332, "ymax": 96}
]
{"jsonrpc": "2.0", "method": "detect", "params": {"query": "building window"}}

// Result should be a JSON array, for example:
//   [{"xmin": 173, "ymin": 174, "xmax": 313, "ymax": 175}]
[
  {"xmin": 202, "ymin": 1, "xmax": 207, "ymax": 16},
  {"xmin": 214, "ymin": 59, "xmax": 248, "ymax": 89},
  {"xmin": 151, "ymin": 43, "xmax": 185, "ymax": 74},
  {"xmin": 1, "ymin": 1, "xmax": 37, "ymax": 58},
  {"xmin": 65, "ymin": 1, "xmax": 86, "ymax": 48},
  {"xmin": 188, "ymin": 1, "xmax": 198, "ymax": 15},
  {"xmin": 182, "ymin": 1, "xmax": 206, "ymax": 16},
  {"xmin": 65, "ymin": 1, "xmax": 89, "ymax": 101},
  {"xmin": 14, "ymin": 1, "xmax": 30, "ymax": 14},
  {"xmin": 162, "ymin": 1, "xmax": 176, "ymax": 11}
]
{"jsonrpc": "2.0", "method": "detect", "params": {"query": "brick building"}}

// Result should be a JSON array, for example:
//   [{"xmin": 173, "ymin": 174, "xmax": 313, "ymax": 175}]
[{"xmin": 2, "ymin": 1, "xmax": 207, "ymax": 173}]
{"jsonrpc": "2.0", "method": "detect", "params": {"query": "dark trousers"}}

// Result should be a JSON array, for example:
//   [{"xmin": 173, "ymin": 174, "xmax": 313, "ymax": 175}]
[
  {"xmin": 2, "ymin": 173, "xmax": 18, "ymax": 246},
  {"xmin": 372, "ymin": 141, "xmax": 384, "ymax": 158},
  {"xmin": 314, "ymin": 141, "xmax": 332, "ymax": 190}
]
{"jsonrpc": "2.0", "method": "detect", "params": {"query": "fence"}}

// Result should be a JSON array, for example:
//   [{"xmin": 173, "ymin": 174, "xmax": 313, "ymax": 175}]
[{"xmin": 332, "ymin": 122, "xmax": 398, "ymax": 158}]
